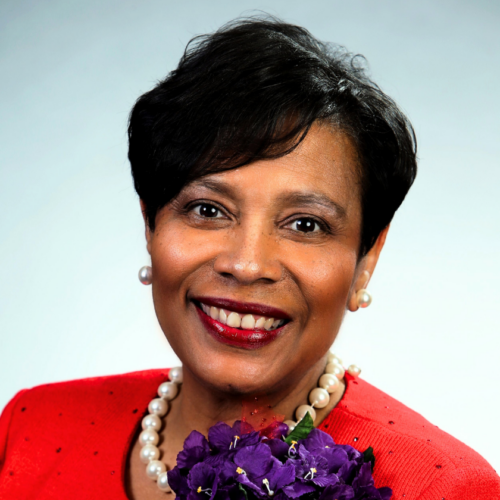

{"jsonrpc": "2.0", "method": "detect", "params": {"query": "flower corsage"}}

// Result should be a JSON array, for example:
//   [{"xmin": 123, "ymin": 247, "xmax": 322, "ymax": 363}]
[{"xmin": 167, "ymin": 413, "xmax": 392, "ymax": 499}]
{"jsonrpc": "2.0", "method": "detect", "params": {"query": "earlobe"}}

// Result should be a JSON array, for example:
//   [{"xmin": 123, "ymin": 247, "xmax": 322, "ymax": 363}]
[
  {"xmin": 348, "ymin": 270, "xmax": 371, "ymax": 312},
  {"xmin": 347, "ymin": 225, "xmax": 390, "ymax": 312}
]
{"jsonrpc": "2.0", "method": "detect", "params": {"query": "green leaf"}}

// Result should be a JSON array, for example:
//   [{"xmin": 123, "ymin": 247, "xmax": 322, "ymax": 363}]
[
  {"xmin": 238, "ymin": 483, "xmax": 249, "ymax": 500},
  {"xmin": 285, "ymin": 412, "xmax": 314, "ymax": 444},
  {"xmin": 363, "ymin": 446, "xmax": 376, "ymax": 472}
]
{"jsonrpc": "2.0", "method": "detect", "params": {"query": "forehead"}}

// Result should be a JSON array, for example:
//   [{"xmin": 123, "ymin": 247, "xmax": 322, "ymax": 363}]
[
  {"xmin": 272, "ymin": 122, "xmax": 360, "ymax": 189},
  {"xmin": 192, "ymin": 123, "xmax": 362, "ymax": 217}
]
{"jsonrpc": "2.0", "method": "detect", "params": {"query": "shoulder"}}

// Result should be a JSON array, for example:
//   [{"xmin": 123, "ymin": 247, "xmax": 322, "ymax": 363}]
[
  {"xmin": 0, "ymin": 369, "xmax": 167, "ymax": 462},
  {"xmin": 321, "ymin": 375, "xmax": 500, "ymax": 499},
  {"xmin": 0, "ymin": 369, "xmax": 169, "ymax": 496},
  {"xmin": 1, "ymin": 368, "xmax": 168, "ymax": 421}
]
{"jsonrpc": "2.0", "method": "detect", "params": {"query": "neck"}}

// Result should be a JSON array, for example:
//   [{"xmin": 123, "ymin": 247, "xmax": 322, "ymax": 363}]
[{"xmin": 166, "ymin": 355, "xmax": 345, "ymax": 443}]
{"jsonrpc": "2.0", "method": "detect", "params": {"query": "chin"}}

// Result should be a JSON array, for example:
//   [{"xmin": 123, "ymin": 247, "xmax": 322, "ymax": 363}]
[{"xmin": 187, "ymin": 348, "xmax": 290, "ymax": 397}]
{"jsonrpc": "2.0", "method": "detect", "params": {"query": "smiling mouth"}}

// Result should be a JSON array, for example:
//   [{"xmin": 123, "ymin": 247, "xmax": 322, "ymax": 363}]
[
  {"xmin": 192, "ymin": 297, "xmax": 290, "ymax": 349},
  {"xmin": 197, "ymin": 301, "xmax": 286, "ymax": 331}
]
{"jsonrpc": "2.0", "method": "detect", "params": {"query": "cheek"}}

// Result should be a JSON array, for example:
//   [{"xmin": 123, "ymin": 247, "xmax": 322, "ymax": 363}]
[
  {"xmin": 149, "ymin": 221, "xmax": 227, "ymax": 359},
  {"xmin": 149, "ymin": 222, "xmax": 219, "ymax": 325},
  {"xmin": 151, "ymin": 222, "xmax": 214, "ymax": 288},
  {"xmin": 152, "ymin": 227, "xmax": 196, "ymax": 291},
  {"xmin": 286, "ymin": 243, "xmax": 358, "ymax": 332}
]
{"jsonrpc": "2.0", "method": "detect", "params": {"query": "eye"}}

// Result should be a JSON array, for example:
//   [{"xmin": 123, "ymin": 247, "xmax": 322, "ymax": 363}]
[
  {"xmin": 290, "ymin": 218, "xmax": 321, "ymax": 233},
  {"xmin": 192, "ymin": 203, "xmax": 224, "ymax": 218}
]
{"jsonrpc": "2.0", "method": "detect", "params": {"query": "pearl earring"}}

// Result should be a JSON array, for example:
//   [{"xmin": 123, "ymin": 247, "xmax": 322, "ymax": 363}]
[
  {"xmin": 356, "ymin": 289, "xmax": 372, "ymax": 308},
  {"xmin": 138, "ymin": 266, "xmax": 153, "ymax": 285}
]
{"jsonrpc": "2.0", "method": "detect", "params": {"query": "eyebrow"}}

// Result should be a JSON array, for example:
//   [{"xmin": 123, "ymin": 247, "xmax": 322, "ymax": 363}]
[
  {"xmin": 193, "ymin": 178, "xmax": 236, "ymax": 198},
  {"xmin": 276, "ymin": 192, "xmax": 347, "ymax": 219},
  {"xmin": 191, "ymin": 178, "xmax": 347, "ymax": 219}
]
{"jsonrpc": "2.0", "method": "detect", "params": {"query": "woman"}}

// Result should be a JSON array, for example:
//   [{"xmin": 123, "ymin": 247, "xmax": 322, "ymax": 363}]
[{"xmin": 0, "ymin": 17, "xmax": 498, "ymax": 500}]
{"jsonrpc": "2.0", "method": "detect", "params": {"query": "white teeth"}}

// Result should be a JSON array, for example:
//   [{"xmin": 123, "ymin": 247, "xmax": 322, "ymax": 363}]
[
  {"xmin": 200, "ymin": 302, "xmax": 285, "ymax": 331},
  {"xmin": 264, "ymin": 318, "xmax": 274, "ymax": 330},
  {"xmin": 255, "ymin": 317, "xmax": 266, "ymax": 329},
  {"xmin": 219, "ymin": 309, "xmax": 227, "ymax": 325},
  {"xmin": 241, "ymin": 314, "xmax": 256, "ymax": 330},
  {"xmin": 227, "ymin": 312, "xmax": 242, "ymax": 328}
]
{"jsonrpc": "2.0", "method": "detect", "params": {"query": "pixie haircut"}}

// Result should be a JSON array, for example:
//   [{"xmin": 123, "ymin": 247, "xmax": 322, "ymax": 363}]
[{"xmin": 128, "ymin": 17, "xmax": 417, "ymax": 256}]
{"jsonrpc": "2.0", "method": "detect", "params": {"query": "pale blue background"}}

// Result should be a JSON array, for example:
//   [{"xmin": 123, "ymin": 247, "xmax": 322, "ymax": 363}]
[{"xmin": 1, "ymin": 0, "xmax": 499, "ymax": 470}]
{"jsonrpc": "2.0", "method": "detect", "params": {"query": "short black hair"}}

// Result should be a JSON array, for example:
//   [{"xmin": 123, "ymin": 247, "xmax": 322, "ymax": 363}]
[{"xmin": 128, "ymin": 16, "xmax": 417, "ymax": 256}]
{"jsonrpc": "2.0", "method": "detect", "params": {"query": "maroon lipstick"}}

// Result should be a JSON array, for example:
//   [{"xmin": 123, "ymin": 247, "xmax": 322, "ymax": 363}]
[
  {"xmin": 192, "ymin": 296, "xmax": 290, "ymax": 319},
  {"xmin": 193, "ymin": 298, "xmax": 289, "ymax": 349}
]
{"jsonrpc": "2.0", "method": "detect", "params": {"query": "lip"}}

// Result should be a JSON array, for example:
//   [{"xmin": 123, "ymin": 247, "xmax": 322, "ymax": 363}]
[
  {"xmin": 195, "ymin": 304, "xmax": 286, "ymax": 350},
  {"xmin": 191, "ymin": 296, "xmax": 291, "ymax": 320}
]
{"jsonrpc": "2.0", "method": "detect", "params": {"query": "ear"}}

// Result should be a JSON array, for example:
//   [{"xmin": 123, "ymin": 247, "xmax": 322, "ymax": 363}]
[
  {"xmin": 140, "ymin": 199, "xmax": 153, "ymax": 256},
  {"xmin": 347, "ymin": 225, "xmax": 390, "ymax": 312}
]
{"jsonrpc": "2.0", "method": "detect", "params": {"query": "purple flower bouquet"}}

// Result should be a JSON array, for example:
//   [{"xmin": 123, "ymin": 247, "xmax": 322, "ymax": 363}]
[{"xmin": 167, "ymin": 413, "xmax": 392, "ymax": 499}]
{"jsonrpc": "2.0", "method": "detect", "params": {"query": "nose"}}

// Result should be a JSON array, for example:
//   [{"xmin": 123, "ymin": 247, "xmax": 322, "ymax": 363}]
[{"xmin": 213, "ymin": 222, "xmax": 283, "ymax": 285}]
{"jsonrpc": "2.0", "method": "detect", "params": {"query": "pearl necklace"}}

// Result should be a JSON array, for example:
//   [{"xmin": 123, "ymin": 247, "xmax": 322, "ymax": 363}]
[{"xmin": 139, "ymin": 355, "xmax": 361, "ymax": 493}]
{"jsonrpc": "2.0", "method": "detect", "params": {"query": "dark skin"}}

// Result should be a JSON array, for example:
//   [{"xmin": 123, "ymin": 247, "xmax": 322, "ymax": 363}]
[{"xmin": 126, "ymin": 123, "xmax": 389, "ymax": 499}]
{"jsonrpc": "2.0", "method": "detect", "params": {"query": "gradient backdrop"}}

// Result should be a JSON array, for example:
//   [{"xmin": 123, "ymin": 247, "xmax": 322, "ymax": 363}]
[{"xmin": 1, "ymin": 0, "xmax": 499, "ymax": 470}]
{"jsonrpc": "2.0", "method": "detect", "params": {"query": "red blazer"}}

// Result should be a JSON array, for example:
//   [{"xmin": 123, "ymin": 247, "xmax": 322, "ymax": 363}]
[{"xmin": 0, "ymin": 369, "xmax": 498, "ymax": 499}]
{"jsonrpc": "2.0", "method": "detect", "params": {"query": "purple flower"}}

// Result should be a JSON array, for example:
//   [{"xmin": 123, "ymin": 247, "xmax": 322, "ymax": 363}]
[
  {"xmin": 336, "ymin": 444, "xmax": 363, "ymax": 461},
  {"xmin": 234, "ymin": 443, "xmax": 295, "ymax": 498},
  {"xmin": 351, "ymin": 462, "xmax": 392, "ymax": 500},
  {"xmin": 168, "ymin": 420, "xmax": 392, "ymax": 500},
  {"xmin": 301, "ymin": 428, "xmax": 336, "ymax": 452},
  {"xmin": 376, "ymin": 487, "xmax": 393, "ymax": 500},
  {"xmin": 318, "ymin": 483, "xmax": 356, "ymax": 500},
  {"xmin": 300, "ymin": 429, "xmax": 352, "ymax": 474},
  {"xmin": 281, "ymin": 480, "xmax": 316, "ymax": 499},
  {"xmin": 294, "ymin": 446, "xmax": 339, "ymax": 488},
  {"xmin": 177, "ymin": 431, "xmax": 211, "ymax": 468},
  {"xmin": 167, "ymin": 466, "xmax": 190, "ymax": 497},
  {"xmin": 208, "ymin": 421, "xmax": 260, "ymax": 454},
  {"xmin": 352, "ymin": 462, "xmax": 375, "ymax": 489},
  {"xmin": 318, "ymin": 463, "xmax": 391, "ymax": 500},
  {"xmin": 266, "ymin": 437, "xmax": 291, "ymax": 461},
  {"xmin": 337, "ymin": 457, "xmax": 364, "ymax": 485},
  {"xmin": 186, "ymin": 463, "xmax": 219, "ymax": 500},
  {"xmin": 321, "ymin": 447, "xmax": 352, "ymax": 474},
  {"xmin": 260, "ymin": 420, "xmax": 289, "ymax": 440}
]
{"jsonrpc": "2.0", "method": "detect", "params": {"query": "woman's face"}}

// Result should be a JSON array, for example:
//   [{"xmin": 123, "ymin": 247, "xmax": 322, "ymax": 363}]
[{"xmin": 145, "ymin": 124, "xmax": 378, "ymax": 395}]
